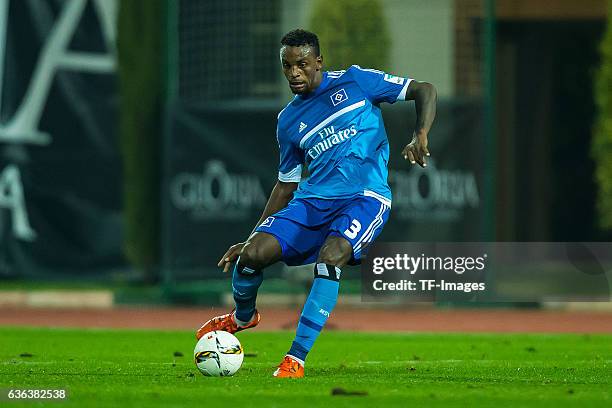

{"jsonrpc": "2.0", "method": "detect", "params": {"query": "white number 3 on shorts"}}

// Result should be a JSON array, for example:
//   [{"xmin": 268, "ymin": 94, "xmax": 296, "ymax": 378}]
[{"xmin": 343, "ymin": 219, "xmax": 362, "ymax": 239}]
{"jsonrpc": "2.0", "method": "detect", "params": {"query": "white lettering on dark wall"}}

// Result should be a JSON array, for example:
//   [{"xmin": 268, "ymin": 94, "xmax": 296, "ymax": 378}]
[
  {"xmin": 0, "ymin": 165, "xmax": 36, "ymax": 241},
  {"xmin": 171, "ymin": 160, "xmax": 266, "ymax": 219},
  {"xmin": 389, "ymin": 159, "xmax": 480, "ymax": 220},
  {"xmin": 0, "ymin": 0, "xmax": 117, "ymax": 241},
  {"xmin": 0, "ymin": 0, "xmax": 117, "ymax": 145}
]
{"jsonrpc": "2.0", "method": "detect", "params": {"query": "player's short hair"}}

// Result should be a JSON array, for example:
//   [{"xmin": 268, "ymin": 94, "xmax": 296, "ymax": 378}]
[{"xmin": 280, "ymin": 29, "xmax": 320, "ymax": 56}]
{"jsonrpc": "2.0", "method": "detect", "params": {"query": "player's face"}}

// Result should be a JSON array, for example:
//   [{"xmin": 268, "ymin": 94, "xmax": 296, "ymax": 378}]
[{"xmin": 280, "ymin": 45, "xmax": 323, "ymax": 94}]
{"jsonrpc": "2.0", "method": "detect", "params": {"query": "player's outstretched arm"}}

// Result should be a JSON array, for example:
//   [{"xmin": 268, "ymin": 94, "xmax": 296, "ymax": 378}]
[
  {"xmin": 217, "ymin": 180, "xmax": 298, "ymax": 272},
  {"xmin": 402, "ymin": 81, "xmax": 437, "ymax": 167}
]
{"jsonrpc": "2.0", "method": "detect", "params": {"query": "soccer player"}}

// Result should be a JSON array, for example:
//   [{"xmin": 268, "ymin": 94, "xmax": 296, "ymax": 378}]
[{"xmin": 196, "ymin": 29, "xmax": 436, "ymax": 378}]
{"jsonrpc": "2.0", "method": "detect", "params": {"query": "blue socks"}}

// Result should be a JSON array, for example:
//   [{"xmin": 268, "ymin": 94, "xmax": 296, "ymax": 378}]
[
  {"xmin": 232, "ymin": 258, "xmax": 263, "ymax": 324},
  {"xmin": 233, "ymin": 260, "xmax": 342, "ymax": 364},
  {"xmin": 287, "ymin": 263, "xmax": 340, "ymax": 364}
]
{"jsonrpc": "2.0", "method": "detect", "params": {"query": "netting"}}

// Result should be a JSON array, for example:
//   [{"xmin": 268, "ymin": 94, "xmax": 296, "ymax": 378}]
[{"xmin": 177, "ymin": 0, "xmax": 281, "ymax": 105}]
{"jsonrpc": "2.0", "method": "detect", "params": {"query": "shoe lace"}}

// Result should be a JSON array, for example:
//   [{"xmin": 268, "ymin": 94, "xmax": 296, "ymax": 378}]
[
  {"xmin": 281, "ymin": 357, "xmax": 299, "ymax": 373},
  {"xmin": 214, "ymin": 313, "xmax": 236, "ymax": 330}
]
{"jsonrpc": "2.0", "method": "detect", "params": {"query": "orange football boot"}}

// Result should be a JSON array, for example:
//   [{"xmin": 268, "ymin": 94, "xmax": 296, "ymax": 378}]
[
  {"xmin": 272, "ymin": 355, "xmax": 304, "ymax": 378},
  {"xmin": 195, "ymin": 310, "xmax": 260, "ymax": 340}
]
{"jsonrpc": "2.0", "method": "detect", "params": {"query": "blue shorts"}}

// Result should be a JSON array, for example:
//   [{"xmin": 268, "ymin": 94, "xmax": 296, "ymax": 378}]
[{"xmin": 255, "ymin": 195, "xmax": 391, "ymax": 266}]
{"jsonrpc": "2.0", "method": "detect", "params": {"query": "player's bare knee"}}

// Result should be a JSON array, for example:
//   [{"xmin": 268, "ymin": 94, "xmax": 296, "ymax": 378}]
[
  {"xmin": 318, "ymin": 241, "xmax": 352, "ymax": 267},
  {"xmin": 239, "ymin": 242, "xmax": 267, "ymax": 269}
]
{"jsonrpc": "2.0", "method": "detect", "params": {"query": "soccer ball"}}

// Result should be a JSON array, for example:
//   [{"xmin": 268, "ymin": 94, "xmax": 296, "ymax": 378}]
[{"xmin": 194, "ymin": 331, "xmax": 244, "ymax": 376}]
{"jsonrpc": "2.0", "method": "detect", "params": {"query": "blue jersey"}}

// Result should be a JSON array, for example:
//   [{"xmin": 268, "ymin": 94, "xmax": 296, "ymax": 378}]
[{"xmin": 276, "ymin": 65, "xmax": 412, "ymax": 206}]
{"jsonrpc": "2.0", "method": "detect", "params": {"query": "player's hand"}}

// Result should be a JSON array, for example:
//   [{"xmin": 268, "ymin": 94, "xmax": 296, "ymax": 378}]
[
  {"xmin": 402, "ymin": 130, "xmax": 430, "ymax": 168},
  {"xmin": 217, "ymin": 242, "xmax": 245, "ymax": 273}
]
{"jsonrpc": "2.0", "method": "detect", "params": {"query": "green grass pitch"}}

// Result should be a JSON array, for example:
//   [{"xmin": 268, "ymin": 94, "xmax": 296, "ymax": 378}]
[{"xmin": 0, "ymin": 327, "xmax": 610, "ymax": 407}]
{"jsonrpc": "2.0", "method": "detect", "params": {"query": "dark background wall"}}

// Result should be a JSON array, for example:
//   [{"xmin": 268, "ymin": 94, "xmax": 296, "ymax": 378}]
[{"xmin": 496, "ymin": 20, "xmax": 607, "ymax": 241}]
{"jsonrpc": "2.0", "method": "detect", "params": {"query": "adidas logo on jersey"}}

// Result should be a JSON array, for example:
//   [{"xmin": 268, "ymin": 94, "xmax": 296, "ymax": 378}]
[{"xmin": 299, "ymin": 122, "xmax": 307, "ymax": 133}]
